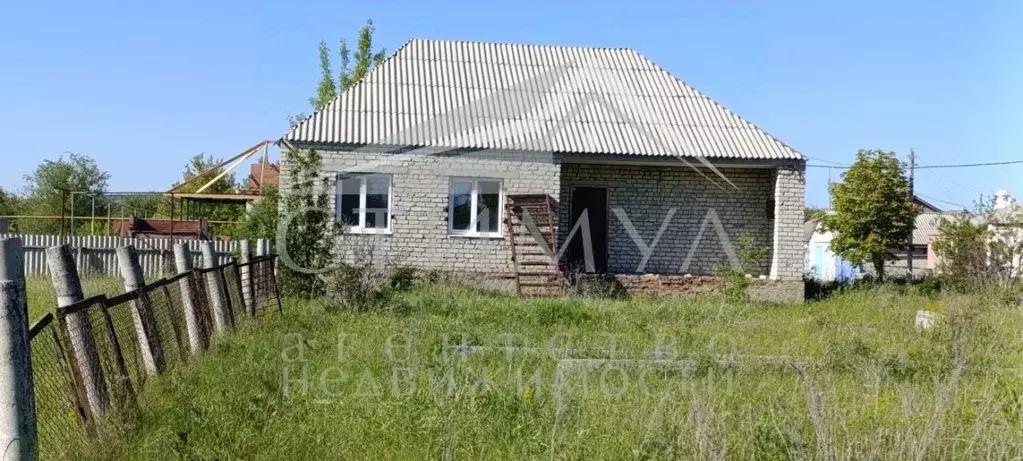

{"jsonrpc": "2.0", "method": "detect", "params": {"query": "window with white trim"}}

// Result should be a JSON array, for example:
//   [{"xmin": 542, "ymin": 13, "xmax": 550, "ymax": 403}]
[
  {"xmin": 336, "ymin": 174, "xmax": 392, "ymax": 233},
  {"xmin": 449, "ymin": 178, "xmax": 503, "ymax": 237}
]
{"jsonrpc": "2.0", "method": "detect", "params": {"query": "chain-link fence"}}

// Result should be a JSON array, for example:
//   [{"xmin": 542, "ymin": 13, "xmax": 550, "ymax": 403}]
[{"xmin": 26, "ymin": 255, "xmax": 281, "ymax": 459}]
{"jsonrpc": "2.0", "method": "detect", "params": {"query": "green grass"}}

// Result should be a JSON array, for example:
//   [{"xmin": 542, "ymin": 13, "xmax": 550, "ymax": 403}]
[
  {"xmin": 26, "ymin": 276, "xmax": 124, "ymax": 320},
  {"xmin": 34, "ymin": 282, "xmax": 1023, "ymax": 460}
]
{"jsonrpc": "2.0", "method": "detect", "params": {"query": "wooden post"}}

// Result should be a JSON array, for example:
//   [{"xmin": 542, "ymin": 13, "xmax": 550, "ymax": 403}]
[
  {"xmin": 45, "ymin": 244, "xmax": 109, "ymax": 418},
  {"xmin": 239, "ymin": 240, "xmax": 254, "ymax": 316},
  {"xmin": 200, "ymin": 242, "xmax": 231, "ymax": 332},
  {"xmin": 173, "ymin": 244, "xmax": 205, "ymax": 354},
  {"xmin": 115, "ymin": 246, "xmax": 164, "ymax": 375},
  {"xmin": 0, "ymin": 238, "xmax": 36, "ymax": 459}
]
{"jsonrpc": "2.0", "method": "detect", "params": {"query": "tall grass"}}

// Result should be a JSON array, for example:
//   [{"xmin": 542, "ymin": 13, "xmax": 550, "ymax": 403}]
[
  {"xmin": 40, "ymin": 283, "xmax": 1023, "ymax": 460},
  {"xmin": 26, "ymin": 276, "xmax": 124, "ymax": 320}
]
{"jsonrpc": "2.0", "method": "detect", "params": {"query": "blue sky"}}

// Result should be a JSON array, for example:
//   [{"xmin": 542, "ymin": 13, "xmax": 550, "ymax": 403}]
[{"xmin": 1, "ymin": 1, "xmax": 1020, "ymax": 208}]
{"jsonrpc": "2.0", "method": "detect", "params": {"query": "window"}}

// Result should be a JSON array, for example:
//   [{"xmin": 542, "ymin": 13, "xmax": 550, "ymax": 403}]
[
  {"xmin": 449, "ymin": 178, "xmax": 503, "ymax": 237},
  {"xmin": 336, "ymin": 174, "xmax": 392, "ymax": 233}
]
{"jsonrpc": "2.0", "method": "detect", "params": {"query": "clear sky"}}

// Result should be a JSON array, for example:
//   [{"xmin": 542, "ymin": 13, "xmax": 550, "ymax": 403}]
[{"xmin": 2, "ymin": 1, "xmax": 1020, "ymax": 209}]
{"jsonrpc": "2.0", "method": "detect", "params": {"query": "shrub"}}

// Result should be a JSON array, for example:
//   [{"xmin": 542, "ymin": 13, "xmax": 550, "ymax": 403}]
[
  {"xmin": 388, "ymin": 266, "xmax": 418, "ymax": 291},
  {"xmin": 323, "ymin": 237, "xmax": 416, "ymax": 313},
  {"xmin": 715, "ymin": 233, "xmax": 769, "ymax": 302}
]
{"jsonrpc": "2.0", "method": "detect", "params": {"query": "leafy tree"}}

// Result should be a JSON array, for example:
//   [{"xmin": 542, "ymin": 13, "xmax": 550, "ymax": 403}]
[
  {"xmin": 305, "ymin": 20, "xmax": 387, "ymax": 114},
  {"xmin": 240, "ymin": 186, "xmax": 279, "ymax": 240},
  {"xmin": 932, "ymin": 214, "xmax": 990, "ymax": 290},
  {"xmin": 805, "ymin": 206, "xmax": 827, "ymax": 222},
  {"xmin": 277, "ymin": 20, "xmax": 386, "ymax": 293},
  {"xmin": 277, "ymin": 149, "xmax": 337, "ymax": 297},
  {"xmin": 21, "ymin": 153, "xmax": 110, "ymax": 234},
  {"xmin": 819, "ymin": 150, "xmax": 919, "ymax": 282},
  {"xmin": 0, "ymin": 187, "xmax": 19, "ymax": 216},
  {"xmin": 174, "ymin": 153, "xmax": 237, "ymax": 194},
  {"xmin": 933, "ymin": 197, "xmax": 1023, "ymax": 290},
  {"xmin": 166, "ymin": 153, "xmax": 244, "ymax": 237}
]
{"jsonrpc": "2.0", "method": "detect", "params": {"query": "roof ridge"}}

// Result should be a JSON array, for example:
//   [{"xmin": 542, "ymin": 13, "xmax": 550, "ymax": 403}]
[{"xmin": 401, "ymin": 37, "xmax": 635, "ymax": 52}]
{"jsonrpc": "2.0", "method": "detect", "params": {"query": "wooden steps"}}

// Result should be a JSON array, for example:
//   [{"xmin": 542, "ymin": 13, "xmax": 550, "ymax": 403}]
[{"xmin": 506, "ymin": 194, "xmax": 564, "ymax": 297}]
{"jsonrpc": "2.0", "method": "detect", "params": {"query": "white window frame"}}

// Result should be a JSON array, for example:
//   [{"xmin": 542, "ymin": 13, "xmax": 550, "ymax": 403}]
[
  {"xmin": 448, "ymin": 177, "xmax": 504, "ymax": 238},
  {"xmin": 336, "ymin": 174, "xmax": 392, "ymax": 234}
]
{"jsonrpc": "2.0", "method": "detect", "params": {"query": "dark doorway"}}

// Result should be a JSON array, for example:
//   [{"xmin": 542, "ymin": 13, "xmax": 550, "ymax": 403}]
[{"xmin": 567, "ymin": 187, "xmax": 608, "ymax": 273}]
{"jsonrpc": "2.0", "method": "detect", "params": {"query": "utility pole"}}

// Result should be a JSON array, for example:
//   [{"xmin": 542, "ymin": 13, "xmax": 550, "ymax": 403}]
[{"xmin": 907, "ymin": 149, "xmax": 916, "ymax": 278}]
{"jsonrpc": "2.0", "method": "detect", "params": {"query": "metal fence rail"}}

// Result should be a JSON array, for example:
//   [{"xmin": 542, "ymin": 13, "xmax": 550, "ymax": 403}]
[{"xmin": 25, "ymin": 255, "xmax": 281, "ymax": 459}]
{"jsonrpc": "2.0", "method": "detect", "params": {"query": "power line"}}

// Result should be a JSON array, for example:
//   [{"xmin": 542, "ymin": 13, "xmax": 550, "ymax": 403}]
[
  {"xmin": 803, "ymin": 155, "xmax": 849, "ymax": 167},
  {"xmin": 807, "ymin": 159, "xmax": 1023, "ymax": 170},
  {"xmin": 915, "ymin": 159, "xmax": 1023, "ymax": 169},
  {"xmin": 918, "ymin": 194, "xmax": 970, "ymax": 211}
]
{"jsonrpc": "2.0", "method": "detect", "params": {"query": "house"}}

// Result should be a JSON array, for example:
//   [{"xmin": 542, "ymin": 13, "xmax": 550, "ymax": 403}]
[
  {"xmin": 245, "ymin": 160, "xmax": 279, "ymax": 194},
  {"xmin": 279, "ymin": 39, "xmax": 807, "ymax": 301},
  {"xmin": 962, "ymin": 190, "xmax": 1023, "ymax": 279},
  {"xmin": 805, "ymin": 196, "xmax": 966, "ymax": 280}
]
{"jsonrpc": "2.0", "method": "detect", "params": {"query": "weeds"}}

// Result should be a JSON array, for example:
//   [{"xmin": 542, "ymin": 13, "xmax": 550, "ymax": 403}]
[
  {"xmin": 715, "ymin": 233, "xmax": 769, "ymax": 302},
  {"xmin": 51, "ymin": 281, "xmax": 1023, "ymax": 460}
]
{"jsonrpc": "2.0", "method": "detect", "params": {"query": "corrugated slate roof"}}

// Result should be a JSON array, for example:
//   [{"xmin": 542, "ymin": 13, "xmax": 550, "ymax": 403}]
[
  {"xmin": 284, "ymin": 39, "xmax": 803, "ymax": 160},
  {"xmin": 805, "ymin": 211, "xmax": 966, "ymax": 245},
  {"xmin": 914, "ymin": 212, "xmax": 967, "ymax": 245}
]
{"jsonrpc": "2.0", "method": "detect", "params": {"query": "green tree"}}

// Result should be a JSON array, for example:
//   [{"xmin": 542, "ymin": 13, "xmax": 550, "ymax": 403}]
[
  {"xmin": 22, "ymin": 153, "xmax": 111, "ymax": 234},
  {"xmin": 805, "ymin": 206, "xmax": 827, "ymax": 222},
  {"xmin": 240, "ymin": 186, "xmax": 279, "ymax": 240},
  {"xmin": 932, "ymin": 214, "xmax": 989, "ymax": 290},
  {"xmin": 174, "ymin": 153, "xmax": 237, "ymax": 194},
  {"xmin": 0, "ymin": 187, "xmax": 19, "ymax": 216},
  {"xmin": 167, "ymin": 153, "xmax": 244, "ymax": 237},
  {"xmin": 277, "ymin": 149, "xmax": 337, "ymax": 297},
  {"xmin": 819, "ymin": 150, "xmax": 919, "ymax": 282},
  {"xmin": 309, "ymin": 19, "xmax": 387, "ymax": 111},
  {"xmin": 276, "ymin": 20, "xmax": 386, "ymax": 292}
]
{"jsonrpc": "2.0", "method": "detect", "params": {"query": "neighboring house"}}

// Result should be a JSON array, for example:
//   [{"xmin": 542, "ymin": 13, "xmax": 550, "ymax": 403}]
[
  {"xmin": 805, "ymin": 196, "xmax": 966, "ymax": 280},
  {"xmin": 279, "ymin": 39, "xmax": 807, "ymax": 300},
  {"xmin": 246, "ymin": 161, "xmax": 279, "ymax": 194},
  {"xmin": 805, "ymin": 220, "xmax": 859, "ymax": 282},
  {"xmin": 963, "ymin": 190, "xmax": 1023, "ymax": 279}
]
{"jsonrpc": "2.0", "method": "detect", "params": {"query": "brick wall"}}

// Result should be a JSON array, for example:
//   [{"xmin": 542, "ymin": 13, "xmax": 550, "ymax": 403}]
[
  {"xmin": 559, "ymin": 163, "xmax": 776, "ymax": 276},
  {"xmin": 281, "ymin": 147, "xmax": 559, "ymax": 274},
  {"xmin": 771, "ymin": 165, "xmax": 806, "ymax": 280},
  {"xmin": 280, "ymin": 147, "xmax": 807, "ymax": 301}
]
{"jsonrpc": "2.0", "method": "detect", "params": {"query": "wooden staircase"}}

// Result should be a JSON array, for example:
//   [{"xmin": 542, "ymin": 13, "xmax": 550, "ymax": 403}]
[{"xmin": 506, "ymin": 194, "xmax": 565, "ymax": 297}]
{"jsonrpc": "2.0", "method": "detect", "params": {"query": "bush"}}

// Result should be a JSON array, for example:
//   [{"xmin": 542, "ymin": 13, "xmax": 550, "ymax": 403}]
[
  {"xmin": 388, "ymin": 266, "xmax": 418, "ymax": 291},
  {"xmin": 323, "ymin": 238, "xmax": 416, "ymax": 313},
  {"xmin": 715, "ymin": 233, "xmax": 768, "ymax": 302}
]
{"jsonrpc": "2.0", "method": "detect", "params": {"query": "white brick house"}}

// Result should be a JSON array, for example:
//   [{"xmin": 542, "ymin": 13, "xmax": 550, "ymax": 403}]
[{"xmin": 279, "ymin": 39, "xmax": 807, "ymax": 301}]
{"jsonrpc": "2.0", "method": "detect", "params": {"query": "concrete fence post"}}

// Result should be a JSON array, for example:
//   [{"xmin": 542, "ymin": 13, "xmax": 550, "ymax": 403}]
[
  {"xmin": 75, "ymin": 246, "xmax": 87, "ymax": 278},
  {"xmin": 200, "ymin": 242, "xmax": 231, "ymax": 333},
  {"xmin": 45, "ymin": 245, "xmax": 109, "ymax": 418},
  {"xmin": 115, "ymin": 246, "xmax": 165, "ymax": 375},
  {"xmin": 255, "ymin": 239, "xmax": 267, "ymax": 305},
  {"xmin": 172, "ymin": 244, "xmax": 205, "ymax": 354},
  {"xmin": 0, "ymin": 238, "xmax": 36, "ymax": 460},
  {"xmin": 239, "ymin": 240, "xmax": 254, "ymax": 316}
]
